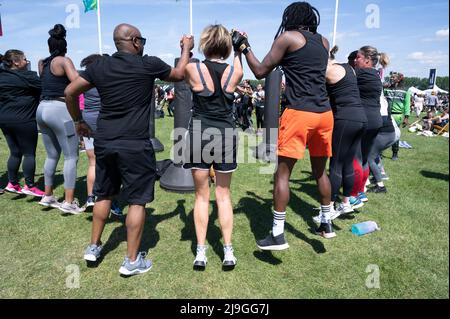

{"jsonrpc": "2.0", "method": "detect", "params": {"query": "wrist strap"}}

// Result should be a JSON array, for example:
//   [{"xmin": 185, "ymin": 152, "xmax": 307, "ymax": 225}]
[{"xmin": 242, "ymin": 46, "xmax": 251, "ymax": 55}]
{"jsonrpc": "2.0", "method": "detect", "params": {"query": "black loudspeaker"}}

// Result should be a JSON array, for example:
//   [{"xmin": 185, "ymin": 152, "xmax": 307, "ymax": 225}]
[
  {"xmin": 159, "ymin": 57, "xmax": 199, "ymax": 192},
  {"xmin": 254, "ymin": 68, "xmax": 282, "ymax": 162}
]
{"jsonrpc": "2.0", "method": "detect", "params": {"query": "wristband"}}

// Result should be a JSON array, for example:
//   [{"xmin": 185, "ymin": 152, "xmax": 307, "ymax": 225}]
[
  {"xmin": 242, "ymin": 46, "xmax": 251, "ymax": 55},
  {"xmin": 74, "ymin": 119, "xmax": 86, "ymax": 125}
]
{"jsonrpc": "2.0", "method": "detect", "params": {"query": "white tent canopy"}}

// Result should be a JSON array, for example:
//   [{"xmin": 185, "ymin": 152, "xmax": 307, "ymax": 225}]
[
  {"xmin": 424, "ymin": 85, "xmax": 449, "ymax": 95},
  {"xmin": 408, "ymin": 86, "xmax": 426, "ymax": 95}
]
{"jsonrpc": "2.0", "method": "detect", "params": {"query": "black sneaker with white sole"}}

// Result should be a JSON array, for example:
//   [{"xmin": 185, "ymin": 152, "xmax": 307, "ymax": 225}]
[
  {"xmin": 256, "ymin": 233, "xmax": 289, "ymax": 251},
  {"xmin": 316, "ymin": 223, "xmax": 336, "ymax": 239}
]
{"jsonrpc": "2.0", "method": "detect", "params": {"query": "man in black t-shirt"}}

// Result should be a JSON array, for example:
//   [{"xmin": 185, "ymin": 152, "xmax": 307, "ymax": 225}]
[{"xmin": 65, "ymin": 23, "xmax": 194, "ymax": 276}]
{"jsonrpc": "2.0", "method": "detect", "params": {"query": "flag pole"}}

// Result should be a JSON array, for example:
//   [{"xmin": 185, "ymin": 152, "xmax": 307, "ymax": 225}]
[
  {"xmin": 332, "ymin": 0, "xmax": 339, "ymax": 47},
  {"xmin": 97, "ymin": 0, "xmax": 103, "ymax": 54},
  {"xmin": 189, "ymin": 0, "xmax": 193, "ymax": 35}
]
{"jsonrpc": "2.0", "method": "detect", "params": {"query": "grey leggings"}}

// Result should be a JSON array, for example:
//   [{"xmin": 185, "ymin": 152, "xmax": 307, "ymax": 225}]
[
  {"xmin": 36, "ymin": 100, "xmax": 79, "ymax": 189},
  {"xmin": 368, "ymin": 130, "xmax": 396, "ymax": 183}
]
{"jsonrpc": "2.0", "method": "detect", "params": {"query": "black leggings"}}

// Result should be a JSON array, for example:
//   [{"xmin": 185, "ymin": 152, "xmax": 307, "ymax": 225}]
[
  {"xmin": 329, "ymin": 120, "xmax": 366, "ymax": 201},
  {"xmin": 361, "ymin": 127, "xmax": 380, "ymax": 169},
  {"xmin": 255, "ymin": 107, "xmax": 264, "ymax": 129},
  {"xmin": 0, "ymin": 121, "xmax": 38, "ymax": 186}
]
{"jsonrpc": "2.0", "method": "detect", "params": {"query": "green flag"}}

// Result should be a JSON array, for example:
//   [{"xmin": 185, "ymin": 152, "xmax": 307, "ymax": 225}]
[{"xmin": 83, "ymin": 0, "xmax": 97, "ymax": 13}]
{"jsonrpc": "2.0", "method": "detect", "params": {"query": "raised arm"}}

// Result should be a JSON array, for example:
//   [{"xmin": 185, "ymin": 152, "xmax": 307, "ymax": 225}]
[
  {"xmin": 234, "ymin": 32, "xmax": 291, "ymax": 80},
  {"xmin": 163, "ymin": 35, "xmax": 195, "ymax": 82}
]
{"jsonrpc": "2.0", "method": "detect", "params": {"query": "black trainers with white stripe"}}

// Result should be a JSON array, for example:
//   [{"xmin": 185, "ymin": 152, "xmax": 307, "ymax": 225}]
[
  {"xmin": 315, "ymin": 222, "xmax": 336, "ymax": 239},
  {"xmin": 256, "ymin": 233, "xmax": 289, "ymax": 251}
]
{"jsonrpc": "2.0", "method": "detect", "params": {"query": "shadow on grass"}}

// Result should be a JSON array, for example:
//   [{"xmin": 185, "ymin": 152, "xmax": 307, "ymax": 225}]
[
  {"xmin": 87, "ymin": 203, "xmax": 180, "ymax": 268},
  {"xmin": 235, "ymin": 190, "xmax": 326, "ymax": 261},
  {"xmin": 420, "ymin": 170, "xmax": 449, "ymax": 182}
]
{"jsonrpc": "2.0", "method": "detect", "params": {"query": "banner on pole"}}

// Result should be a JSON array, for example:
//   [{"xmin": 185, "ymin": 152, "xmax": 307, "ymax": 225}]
[{"xmin": 428, "ymin": 69, "xmax": 437, "ymax": 89}]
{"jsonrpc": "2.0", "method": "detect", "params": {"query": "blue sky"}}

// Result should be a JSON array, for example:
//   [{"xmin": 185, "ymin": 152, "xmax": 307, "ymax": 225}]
[{"xmin": 0, "ymin": 0, "xmax": 448, "ymax": 79}]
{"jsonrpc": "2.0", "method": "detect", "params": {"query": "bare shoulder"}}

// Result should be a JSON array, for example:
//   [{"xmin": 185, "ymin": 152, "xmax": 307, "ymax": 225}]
[{"xmin": 321, "ymin": 36, "xmax": 330, "ymax": 51}]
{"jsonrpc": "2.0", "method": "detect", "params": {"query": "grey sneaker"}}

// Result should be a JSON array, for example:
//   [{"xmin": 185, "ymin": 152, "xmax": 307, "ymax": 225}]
[
  {"xmin": 335, "ymin": 202, "xmax": 354, "ymax": 215},
  {"xmin": 84, "ymin": 243, "xmax": 103, "ymax": 262},
  {"xmin": 313, "ymin": 207, "xmax": 340, "ymax": 224},
  {"xmin": 86, "ymin": 195, "xmax": 95, "ymax": 208},
  {"xmin": 256, "ymin": 232, "xmax": 289, "ymax": 251},
  {"xmin": 119, "ymin": 252, "xmax": 153, "ymax": 276},
  {"xmin": 222, "ymin": 246, "xmax": 237, "ymax": 267},
  {"xmin": 39, "ymin": 195, "xmax": 61, "ymax": 209},
  {"xmin": 193, "ymin": 247, "xmax": 208, "ymax": 268},
  {"xmin": 59, "ymin": 199, "xmax": 85, "ymax": 215}
]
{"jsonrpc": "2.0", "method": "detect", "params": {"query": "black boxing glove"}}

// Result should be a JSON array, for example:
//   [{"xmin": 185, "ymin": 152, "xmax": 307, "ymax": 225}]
[{"xmin": 231, "ymin": 30, "xmax": 251, "ymax": 55}]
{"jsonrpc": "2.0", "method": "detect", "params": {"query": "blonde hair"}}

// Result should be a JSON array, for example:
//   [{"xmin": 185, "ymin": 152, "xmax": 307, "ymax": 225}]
[
  {"xmin": 359, "ymin": 45, "xmax": 390, "ymax": 68},
  {"xmin": 198, "ymin": 24, "xmax": 232, "ymax": 59}
]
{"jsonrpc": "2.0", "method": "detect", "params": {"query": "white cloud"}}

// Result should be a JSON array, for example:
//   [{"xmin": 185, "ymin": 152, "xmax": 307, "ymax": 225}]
[
  {"xmin": 328, "ymin": 31, "xmax": 361, "ymax": 42},
  {"xmin": 407, "ymin": 51, "xmax": 449, "ymax": 65},
  {"xmin": 436, "ymin": 28, "xmax": 449, "ymax": 38}
]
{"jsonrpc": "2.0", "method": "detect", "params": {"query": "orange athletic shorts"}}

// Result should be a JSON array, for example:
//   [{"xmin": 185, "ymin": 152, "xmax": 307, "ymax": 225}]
[{"xmin": 278, "ymin": 108, "xmax": 334, "ymax": 159}]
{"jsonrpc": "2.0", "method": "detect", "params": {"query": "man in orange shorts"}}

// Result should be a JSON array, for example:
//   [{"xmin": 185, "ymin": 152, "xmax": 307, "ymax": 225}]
[{"xmin": 234, "ymin": 1, "xmax": 335, "ymax": 249}]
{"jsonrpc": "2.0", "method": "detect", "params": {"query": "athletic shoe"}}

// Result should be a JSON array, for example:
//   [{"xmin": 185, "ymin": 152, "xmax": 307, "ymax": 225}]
[
  {"xmin": 222, "ymin": 246, "xmax": 237, "ymax": 267},
  {"xmin": 315, "ymin": 222, "xmax": 336, "ymax": 239},
  {"xmin": 357, "ymin": 192, "xmax": 369, "ymax": 203},
  {"xmin": 392, "ymin": 154, "xmax": 399, "ymax": 161},
  {"xmin": 349, "ymin": 196, "xmax": 364, "ymax": 209},
  {"xmin": 335, "ymin": 202, "xmax": 354, "ymax": 215},
  {"xmin": 367, "ymin": 185, "xmax": 387, "ymax": 193},
  {"xmin": 381, "ymin": 173, "xmax": 389, "ymax": 181},
  {"xmin": 110, "ymin": 200, "xmax": 123, "ymax": 217},
  {"xmin": 5, "ymin": 182, "xmax": 22, "ymax": 194},
  {"xmin": 21, "ymin": 185, "xmax": 45, "ymax": 197},
  {"xmin": 83, "ymin": 243, "xmax": 103, "ymax": 262},
  {"xmin": 86, "ymin": 195, "xmax": 95, "ymax": 208},
  {"xmin": 193, "ymin": 247, "xmax": 208, "ymax": 268},
  {"xmin": 313, "ymin": 207, "xmax": 340, "ymax": 223},
  {"xmin": 59, "ymin": 199, "xmax": 85, "ymax": 215},
  {"xmin": 119, "ymin": 252, "xmax": 153, "ymax": 276},
  {"xmin": 39, "ymin": 195, "xmax": 61, "ymax": 208},
  {"xmin": 256, "ymin": 232, "xmax": 289, "ymax": 251}
]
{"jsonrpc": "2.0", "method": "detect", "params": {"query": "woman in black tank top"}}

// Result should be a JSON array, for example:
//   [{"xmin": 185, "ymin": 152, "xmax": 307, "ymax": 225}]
[
  {"xmin": 36, "ymin": 24, "xmax": 84, "ymax": 214},
  {"xmin": 325, "ymin": 46, "xmax": 367, "ymax": 218},
  {"xmin": 183, "ymin": 24, "xmax": 243, "ymax": 269}
]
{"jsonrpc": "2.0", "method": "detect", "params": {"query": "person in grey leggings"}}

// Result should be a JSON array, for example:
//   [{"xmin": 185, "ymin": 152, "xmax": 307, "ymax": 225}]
[
  {"xmin": 367, "ymin": 117, "xmax": 397, "ymax": 193},
  {"xmin": 37, "ymin": 23, "xmax": 83, "ymax": 214},
  {"xmin": 36, "ymin": 100, "xmax": 81, "ymax": 210}
]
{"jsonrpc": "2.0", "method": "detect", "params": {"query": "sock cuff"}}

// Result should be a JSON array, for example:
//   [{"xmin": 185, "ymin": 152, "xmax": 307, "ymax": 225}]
[{"xmin": 273, "ymin": 210, "xmax": 286, "ymax": 220}]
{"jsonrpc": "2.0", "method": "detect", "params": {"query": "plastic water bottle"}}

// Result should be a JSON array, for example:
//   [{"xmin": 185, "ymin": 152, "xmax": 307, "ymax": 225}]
[{"xmin": 351, "ymin": 221, "xmax": 380, "ymax": 236}]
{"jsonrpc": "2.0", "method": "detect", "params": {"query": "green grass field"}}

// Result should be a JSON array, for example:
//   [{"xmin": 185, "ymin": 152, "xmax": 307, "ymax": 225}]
[{"xmin": 0, "ymin": 116, "xmax": 448, "ymax": 299}]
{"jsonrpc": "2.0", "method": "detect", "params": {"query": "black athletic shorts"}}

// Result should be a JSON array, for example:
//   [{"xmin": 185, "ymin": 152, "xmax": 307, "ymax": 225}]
[
  {"xmin": 183, "ymin": 127, "xmax": 238, "ymax": 173},
  {"xmin": 93, "ymin": 139, "xmax": 156, "ymax": 205}
]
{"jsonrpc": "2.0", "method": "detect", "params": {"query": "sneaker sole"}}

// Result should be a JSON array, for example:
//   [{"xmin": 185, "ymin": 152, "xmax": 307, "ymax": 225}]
[
  {"xmin": 223, "ymin": 260, "xmax": 237, "ymax": 267},
  {"xmin": 119, "ymin": 264, "xmax": 153, "ymax": 276},
  {"xmin": 39, "ymin": 202, "xmax": 61, "ymax": 209},
  {"xmin": 21, "ymin": 190, "xmax": 44, "ymax": 197},
  {"xmin": 256, "ymin": 243, "xmax": 289, "ymax": 251},
  {"xmin": 352, "ymin": 202, "xmax": 365, "ymax": 209},
  {"xmin": 58, "ymin": 207, "xmax": 84, "ymax": 214},
  {"xmin": 84, "ymin": 254, "xmax": 98, "ymax": 262},
  {"xmin": 193, "ymin": 260, "xmax": 207, "ymax": 268},
  {"xmin": 5, "ymin": 188, "xmax": 22, "ymax": 194},
  {"xmin": 316, "ymin": 231, "xmax": 336, "ymax": 239}
]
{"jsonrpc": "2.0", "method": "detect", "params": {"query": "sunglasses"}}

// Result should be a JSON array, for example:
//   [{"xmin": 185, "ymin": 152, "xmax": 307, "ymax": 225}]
[{"xmin": 134, "ymin": 36, "xmax": 147, "ymax": 46}]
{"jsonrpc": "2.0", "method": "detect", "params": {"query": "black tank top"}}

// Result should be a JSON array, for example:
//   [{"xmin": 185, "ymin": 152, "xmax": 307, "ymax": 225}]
[
  {"xmin": 191, "ymin": 60, "xmax": 235, "ymax": 130},
  {"xmin": 356, "ymin": 68, "xmax": 383, "ymax": 130},
  {"xmin": 40, "ymin": 59, "xmax": 70, "ymax": 98},
  {"xmin": 281, "ymin": 30, "xmax": 331, "ymax": 113},
  {"xmin": 326, "ymin": 63, "xmax": 367, "ymax": 123}
]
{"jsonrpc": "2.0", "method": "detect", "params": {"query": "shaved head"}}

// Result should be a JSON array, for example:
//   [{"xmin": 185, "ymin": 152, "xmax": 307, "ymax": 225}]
[{"xmin": 113, "ymin": 23, "xmax": 143, "ymax": 53}]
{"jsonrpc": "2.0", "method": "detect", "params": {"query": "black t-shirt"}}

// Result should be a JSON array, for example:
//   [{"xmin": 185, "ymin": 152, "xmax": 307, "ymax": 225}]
[
  {"xmin": 356, "ymin": 68, "xmax": 383, "ymax": 130},
  {"xmin": 81, "ymin": 52, "xmax": 171, "ymax": 141},
  {"xmin": 0, "ymin": 68, "xmax": 41, "ymax": 124}
]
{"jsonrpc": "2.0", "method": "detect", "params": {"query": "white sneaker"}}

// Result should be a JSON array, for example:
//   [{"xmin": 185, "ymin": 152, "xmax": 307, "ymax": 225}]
[
  {"xmin": 59, "ymin": 199, "xmax": 85, "ymax": 215},
  {"xmin": 39, "ymin": 195, "xmax": 61, "ymax": 209},
  {"xmin": 193, "ymin": 247, "xmax": 207, "ymax": 268},
  {"xmin": 313, "ymin": 207, "xmax": 340, "ymax": 224},
  {"xmin": 335, "ymin": 202, "xmax": 354, "ymax": 215},
  {"xmin": 223, "ymin": 247, "xmax": 237, "ymax": 267}
]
